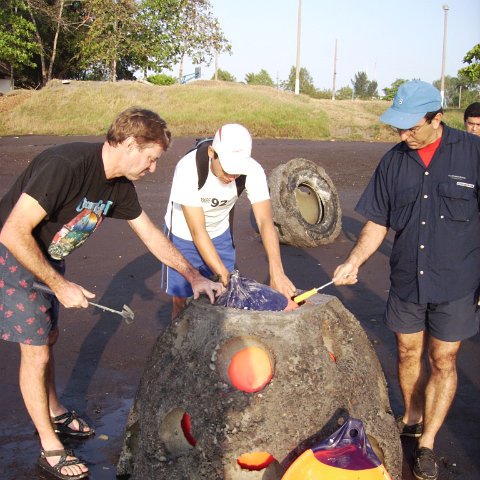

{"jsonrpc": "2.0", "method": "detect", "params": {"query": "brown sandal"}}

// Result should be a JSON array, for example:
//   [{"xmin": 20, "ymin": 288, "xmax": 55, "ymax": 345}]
[
  {"xmin": 52, "ymin": 410, "xmax": 95, "ymax": 438},
  {"xmin": 37, "ymin": 448, "xmax": 88, "ymax": 479}
]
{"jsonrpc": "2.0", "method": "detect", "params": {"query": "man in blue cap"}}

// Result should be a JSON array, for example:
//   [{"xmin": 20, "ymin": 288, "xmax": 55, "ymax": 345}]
[{"xmin": 333, "ymin": 80, "xmax": 480, "ymax": 480}]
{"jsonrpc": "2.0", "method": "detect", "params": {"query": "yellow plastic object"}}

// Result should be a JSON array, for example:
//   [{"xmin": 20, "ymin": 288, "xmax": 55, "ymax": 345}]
[
  {"xmin": 293, "ymin": 280, "xmax": 336, "ymax": 304},
  {"xmin": 293, "ymin": 288, "xmax": 319, "ymax": 304}
]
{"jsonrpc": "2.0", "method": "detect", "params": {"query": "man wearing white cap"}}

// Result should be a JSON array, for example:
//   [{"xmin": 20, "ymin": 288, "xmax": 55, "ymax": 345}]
[
  {"xmin": 164, "ymin": 123, "xmax": 296, "ymax": 319},
  {"xmin": 333, "ymin": 80, "xmax": 480, "ymax": 480}
]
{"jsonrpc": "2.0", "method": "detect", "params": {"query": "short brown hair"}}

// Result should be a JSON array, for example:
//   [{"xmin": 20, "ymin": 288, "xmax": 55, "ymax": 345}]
[{"xmin": 107, "ymin": 107, "xmax": 172, "ymax": 151}]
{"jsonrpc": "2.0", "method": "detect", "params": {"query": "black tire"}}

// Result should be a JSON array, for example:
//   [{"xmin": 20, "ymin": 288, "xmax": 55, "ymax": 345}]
[{"xmin": 268, "ymin": 158, "xmax": 341, "ymax": 247}]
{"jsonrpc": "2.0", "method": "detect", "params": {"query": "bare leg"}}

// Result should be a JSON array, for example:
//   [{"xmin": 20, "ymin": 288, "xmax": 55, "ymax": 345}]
[
  {"xmin": 172, "ymin": 296, "xmax": 188, "ymax": 320},
  {"xmin": 45, "ymin": 327, "xmax": 90, "ymax": 433},
  {"xmin": 19, "ymin": 340, "xmax": 88, "ymax": 476},
  {"xmin": 396, "ymin": 331, "xmax": 428, "ymax": 425},
  {"xmin": 419, "ymin": 337, "xmax": 461, "ymax": 449}
]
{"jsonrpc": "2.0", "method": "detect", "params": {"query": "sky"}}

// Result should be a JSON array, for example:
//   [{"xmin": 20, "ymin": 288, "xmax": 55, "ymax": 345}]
[{"xmin": 170, "ymin": 0, "xmax": 480, "ymax": 94}]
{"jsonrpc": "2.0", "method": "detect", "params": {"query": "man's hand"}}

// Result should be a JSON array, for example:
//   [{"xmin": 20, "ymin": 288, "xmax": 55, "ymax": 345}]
[
  {"xmin": 270, "ymin": 272, "xmax": 296, "ymax": 299},
  {"xmin": 53, "ymin": 281, "xmax": 96, "ymax": 309},
  {"xmin": 332, "ymin": 263, "xmax": 359, "ymax": 285},
  {"xmin": 332, "ymin": 221, "xmax": 389, "ymax": 286},
  {"xmin": 190, "ymin": 273, "xmax": 225, "ymax": 303}
]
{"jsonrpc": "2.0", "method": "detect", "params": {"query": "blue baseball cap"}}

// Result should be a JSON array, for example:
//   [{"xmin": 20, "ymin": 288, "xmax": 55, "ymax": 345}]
[{"xmin": 380, "ymin": 80, "xmax": 442, "ymax": 129}]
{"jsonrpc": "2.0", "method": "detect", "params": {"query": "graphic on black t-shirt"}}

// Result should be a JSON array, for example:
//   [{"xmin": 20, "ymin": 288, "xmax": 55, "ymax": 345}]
[{"xmin": 48, "ymin": 198, "xmax": 113, "ymax": 260}]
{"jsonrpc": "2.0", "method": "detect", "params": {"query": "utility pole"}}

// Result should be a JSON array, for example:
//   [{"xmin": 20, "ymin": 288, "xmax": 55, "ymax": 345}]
[
  {"xmin": 440, "ymin": 4, "xmax": 449, "ymax": 107},
  {"xmin": 294, "ymin": 0, "xmax": 302, "ymax": 95},
  {"xmin": 332, "ymin": 39, "xmax": 338, "ymax": 100}
]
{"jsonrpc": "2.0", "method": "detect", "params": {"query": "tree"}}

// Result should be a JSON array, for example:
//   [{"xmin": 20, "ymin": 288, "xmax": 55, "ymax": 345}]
[
  {"xmin": 282, "ymin": 66, "xmax": 316, "ymax": 96},
  {"xmin": 0, "ymin": 0, "xmax": 38, "ymax": 88},
  {"xmin": 311, "ymin": 88, "xmax": 333, "ymax": 99},
  {"xmin": 24, "ymin": 0, "xmax": 92, "ymax": 86},
  {"xmin": 134, "ymin": 0, "xmax": 185, "ymax": 78},
  {"xmin": 245, "ymin": 69, "xmax": 274, "ymax": 87},
  {"xmin": 335, "ymin": 86, "xmax": 353, "ymax": 100},
  {"xmin": 458, "ymin": 43, "xmax": 480, "ymax": 84},
  {"xmin": 351, "ymin": 71, "xmax": 378, "ymax": 99},
  {"xmin": 175, "ymin": 0, "xmax": 231, "ymax": 82},
  {"xmin": 77, "ymin": 0, "xmax": 141, "ymax": 82},
  {"xmin": 433, "ymin": 76, "xmax": 460, "ymax": 108},
  {"xmin": 383, "ymin": 79, "xmax": 408, "ymax": 100},
  {"xmin": 433, "ymin": 75, "xmax": 480, "ymax": 108},
  {"xmin": 211, "ymin": 68, "xmax": 235, "ymax": 82}
]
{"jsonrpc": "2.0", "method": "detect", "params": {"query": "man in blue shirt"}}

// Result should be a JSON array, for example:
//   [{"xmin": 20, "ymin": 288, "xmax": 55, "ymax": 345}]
[{"xmin": 333, "ymin": 81, "xmax": 480, "ymax": 480}]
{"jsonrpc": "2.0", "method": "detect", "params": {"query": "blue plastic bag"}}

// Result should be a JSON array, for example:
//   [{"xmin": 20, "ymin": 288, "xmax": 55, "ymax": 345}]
[{"xmin": 215, "ymin": 270, "xmax": 288, "ymax": 311}]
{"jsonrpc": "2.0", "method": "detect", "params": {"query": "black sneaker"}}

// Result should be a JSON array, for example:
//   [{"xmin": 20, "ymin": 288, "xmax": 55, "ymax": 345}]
[
  {"xmin": 396, "ymin": 416, "xmax": 423, "ymax": 437},
  {"xmin": 413, "ymin": 447, "xmax": 439, "ymax": 480}
]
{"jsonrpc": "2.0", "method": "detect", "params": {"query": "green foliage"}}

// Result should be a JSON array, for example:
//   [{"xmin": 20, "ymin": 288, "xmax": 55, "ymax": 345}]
[
  {"xmin": 433, "ymin": 75, "xmax": 480, "ymax": 109},
  {"xmin": 212, "ymin": 68, "xmax": 236, "ymax": 82},
  {"xmin": 3, "ymin": 0, "xmax": 231, "ymax": 88},
  {"xmin": 133, "ymin": 0, "xmax": 184, "ymax": 74},
  {"xmin": 77, "ymin": 0, "xmax": 141, "ymax": 81},
  {"xmin": 383, "ymin": 79, "xmax": 407, "ymax": 100},
  {"xmin": 335, "ymin": 86, "xmax": 353, "ymax": 100},
  {"xmin": 352, "ymin": 71, "xmax": 378, "ymax": 99},
  {"xmin": 176, "ymin": 0, "xmax": 231, "ymax": 67},
  {"xmin": 245, "ymin": 69, "xmax": 274, "ymax": 87},
  {"xmin": 0, "ymin": 0, "xmax": 38, "ymax": 69},
  {"xmin": 458, "ymin": 43, "xmax": 480, "ymax": 84},
  {"xmin": 282, "ymin": 66, "xmax": 317, "ymax": 97},
  {"xmin": 147, "ymin": 73, "xmax": 177, "ymax": 85},
  {"xmin": 311, "ymin": 89, "xmax": 333, "ymax": 99}
]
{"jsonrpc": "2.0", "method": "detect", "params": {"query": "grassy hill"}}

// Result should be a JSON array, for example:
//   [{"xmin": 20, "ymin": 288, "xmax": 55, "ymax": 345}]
[{"xmin": 0, "ymin": 80, "xmax": 465, "ymax": 140}]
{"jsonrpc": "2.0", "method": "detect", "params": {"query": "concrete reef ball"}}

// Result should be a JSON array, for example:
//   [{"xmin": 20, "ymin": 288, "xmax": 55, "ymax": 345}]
[{"xmin": 117, "ymin": 294, "xmax": 402, "ymax": 480}]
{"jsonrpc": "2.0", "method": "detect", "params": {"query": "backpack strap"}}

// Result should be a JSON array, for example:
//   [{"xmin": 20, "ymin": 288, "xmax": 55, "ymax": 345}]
[
  {"xmin": 193, "ymin": 138, "xmax": 247, "ymax": 248},
  {"xmin": 195, "ymin": 139, "xmax": 213, "ymax": 190}
]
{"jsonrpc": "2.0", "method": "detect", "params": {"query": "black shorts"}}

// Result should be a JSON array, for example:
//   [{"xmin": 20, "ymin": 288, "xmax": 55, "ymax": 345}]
[
  {"xmin": 384, "ymin": 288, "xmax": 480, "ymax": 342},
  {"xmin": 0, "ymin": 243, "xmax": 63, "ymax": 346}
]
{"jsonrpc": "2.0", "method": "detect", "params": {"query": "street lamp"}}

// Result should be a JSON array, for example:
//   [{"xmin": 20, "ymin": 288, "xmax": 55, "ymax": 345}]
[
  {"xmin": 294, "ymin": 0, "xmax": 302, "ymax": 95},
  {"xmin": 440, "ymin": 4, "xmax": 449, "ymax": 107}
]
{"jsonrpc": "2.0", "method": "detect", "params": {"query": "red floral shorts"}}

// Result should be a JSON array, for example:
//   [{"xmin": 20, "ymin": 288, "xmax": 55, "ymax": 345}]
[{"xmin": 0, "ymin": 243, "xmax": 63, "ymax": 346}]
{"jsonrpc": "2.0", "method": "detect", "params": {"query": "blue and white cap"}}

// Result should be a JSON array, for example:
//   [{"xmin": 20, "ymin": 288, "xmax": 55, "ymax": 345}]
[{"xmin": 380, "ymin": 80, "xmax": 442, "ymax": 129}]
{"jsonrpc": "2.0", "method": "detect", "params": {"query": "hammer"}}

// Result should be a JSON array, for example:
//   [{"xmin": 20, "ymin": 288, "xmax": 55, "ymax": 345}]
[{"xmin": 33, "ymin": 281, "xmax": 135, "ymax": 324}]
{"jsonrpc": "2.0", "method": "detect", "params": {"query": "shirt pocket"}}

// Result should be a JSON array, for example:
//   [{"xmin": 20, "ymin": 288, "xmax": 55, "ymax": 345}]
[
  {"xmin": 438, "ymin": 183, "xmax": 477, "ymax": 222},
  {"xmin": 390, "ymin": 187, "xmax": 418, "ymax": 231}
]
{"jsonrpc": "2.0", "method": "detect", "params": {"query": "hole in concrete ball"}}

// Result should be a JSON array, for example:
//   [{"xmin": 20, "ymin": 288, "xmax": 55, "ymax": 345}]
[
  {"xmin": 216, "ymin": 336, "xmax": 274, "ymax": 393},
  {"xmin": 237, "ymin": 451, "xmax": 275, "ymax": 471},
  {"xmin": 159, "ymin": 407, "xmax": 197, "ymax": 458}
]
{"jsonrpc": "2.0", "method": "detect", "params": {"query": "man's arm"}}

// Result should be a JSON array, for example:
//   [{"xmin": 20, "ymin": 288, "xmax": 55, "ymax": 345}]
[
  {"xmin": 333, "ymin": 220, "xmax": 389, "ymax": 285},
  {"xmin": 182, "ymin": 205, "xmax": 230, "ymax": 285},
  {"xmin": 251, "ymin": 199, "xmax": 296, "ymax": 298},
  {"xmin": 0, "ymin": 193, "xmax": 94, "ymax": 307},
  {"xmin": 128, "ymin": 211, "xmax": 224, "ymax": 302}
]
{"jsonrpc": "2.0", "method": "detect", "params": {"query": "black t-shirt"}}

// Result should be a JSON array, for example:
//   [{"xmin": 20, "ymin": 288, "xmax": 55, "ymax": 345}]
[{"xmin": 0, "ymin": 142, "xmax": 142, "ymax": 260}]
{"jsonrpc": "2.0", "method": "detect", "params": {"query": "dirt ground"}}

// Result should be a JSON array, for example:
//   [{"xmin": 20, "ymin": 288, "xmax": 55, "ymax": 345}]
[{"xmin": 0, "ymin": 135, "xmax": 479, "ymax": 480}]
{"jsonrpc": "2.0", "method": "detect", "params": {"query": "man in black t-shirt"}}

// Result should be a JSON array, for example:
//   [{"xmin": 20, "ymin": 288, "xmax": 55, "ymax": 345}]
[{"xmin": 0, "ymin": 107, "xmax": 223, "ymax": 479}]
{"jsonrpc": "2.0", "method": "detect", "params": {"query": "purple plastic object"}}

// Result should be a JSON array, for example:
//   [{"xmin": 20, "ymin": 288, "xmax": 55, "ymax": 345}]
[
  {"xmin": 215, "ymin": 270, "xmax": 288, "ymax": 311},
  {"xmin": 311, "ymin": 417, "xmax": 382, "ymax": 470}
]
